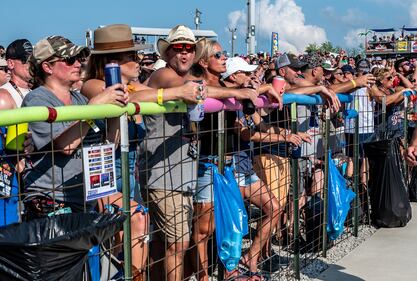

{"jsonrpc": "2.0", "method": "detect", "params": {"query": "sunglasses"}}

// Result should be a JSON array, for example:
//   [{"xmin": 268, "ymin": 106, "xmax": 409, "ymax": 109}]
[
  {"xmin": 141, "ymin": 61, "xmax": 154, "ymax": 66},
  {"xmin": 212, "ymin": 51, "xmax": 224, "ymax": 60},
  {"xmin": 400, "ymin": 62, "xmax": 410, "ymax": 67},
  {"xmin": 123, "ymin": 52, "xmax": 140, "ymax": 62},
  {"xmin": 50, "ymin": 55, "xmax": 86, "ymax": 66},
  {"xmin": 385, "ymin": 76, "xmax": 393, "ymax": 81},
  {"xmin": 170, "ymin": 43, "xmax": 195, "ymax": 53},
  {"xmin": 235, "ymin": 71, "xmax": 252, "ymax": 76},
  {"xmin": 0, "ymin": 66, "xmax": 7, "ymax": 72}
]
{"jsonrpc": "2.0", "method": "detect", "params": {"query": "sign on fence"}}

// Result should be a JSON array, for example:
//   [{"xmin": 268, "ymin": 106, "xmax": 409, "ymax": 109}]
[{"xmin": 83, "ymin": 143, "xmax": 117, "ymax": 201}]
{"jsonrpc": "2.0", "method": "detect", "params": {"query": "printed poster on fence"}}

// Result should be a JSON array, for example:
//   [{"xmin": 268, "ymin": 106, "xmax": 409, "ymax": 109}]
[
  {"xmin": 397, "ymin": 41, "xmax": 408, "ymax": 52},
  {"xmin": 412, "ymin": 41, "xmax": 417, "ymax": 53},
  {"xmin": 83, "ymin": 143, "xmax": 117, "ymax": 201}
]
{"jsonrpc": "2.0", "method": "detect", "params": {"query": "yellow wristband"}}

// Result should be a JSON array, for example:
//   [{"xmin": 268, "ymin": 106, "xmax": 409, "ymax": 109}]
[
  {"xmin": 157, "ymin": 88, "xmax": 164, "ymax": 105},
  {"xmin": 350, "ymin": 79, "xmax": 357, "ymax": 88}
]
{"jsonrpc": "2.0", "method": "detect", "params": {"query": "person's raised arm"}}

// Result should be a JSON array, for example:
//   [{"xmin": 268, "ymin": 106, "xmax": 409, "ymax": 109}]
[
  {"xmin": 369, "ymin": 85, "xmax": 405, "ymax": 105},
  {"xmin": 328, "ymin": 74, "xmax": 376, "ymax": 93}
]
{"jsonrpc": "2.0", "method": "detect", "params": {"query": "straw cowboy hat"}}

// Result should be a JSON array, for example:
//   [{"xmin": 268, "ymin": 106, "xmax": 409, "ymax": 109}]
[
  {"xmin": 157, "ymin": 25, "xmax": 206, "ymax": 62},
  {"xmin": 91, "ymin": 24, "xmax": 147, "ymax": 54}
]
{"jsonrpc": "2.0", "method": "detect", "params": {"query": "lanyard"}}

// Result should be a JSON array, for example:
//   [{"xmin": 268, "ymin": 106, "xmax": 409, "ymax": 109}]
[{"xmin": 8, "ymin": 80, "xmax": 28, "ymax": 100}]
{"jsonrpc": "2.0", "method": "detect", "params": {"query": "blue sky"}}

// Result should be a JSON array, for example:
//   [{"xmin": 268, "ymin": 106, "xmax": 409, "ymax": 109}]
[{"xmin": 1, "ymin": 0, "xmax": 416, "ymax": 54}]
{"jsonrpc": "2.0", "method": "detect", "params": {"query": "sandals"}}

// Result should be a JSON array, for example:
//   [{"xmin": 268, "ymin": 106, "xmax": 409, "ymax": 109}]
[
  {"xmin": 236, "ymin": 258, "xmax": 269, "ymax": 281},
  {"xmin": 224, "ymin": 269, "xmax": 268, "ymax": 281},
  {"xmin": 247, "ymin": 271, "xmax": 269, "ymax": 281},
  {"xmin": 224, "ymin": 269, "xmax": 250, "ymax": 281}
]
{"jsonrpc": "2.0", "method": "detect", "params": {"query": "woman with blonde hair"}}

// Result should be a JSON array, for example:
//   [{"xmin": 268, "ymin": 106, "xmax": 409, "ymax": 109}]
[
  {"xmin": 188, "ymin": 40, "xmax": 279, "ymax": 281},
  {"xmin": 370, "ymin": 67, "xmax": 412, "ymax": 138}
]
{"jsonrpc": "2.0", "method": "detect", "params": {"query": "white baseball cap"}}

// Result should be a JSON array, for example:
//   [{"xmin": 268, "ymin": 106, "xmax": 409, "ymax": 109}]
[{"xmin": 221, "ymin": 57, "xmax": 258, "ymax": 80}]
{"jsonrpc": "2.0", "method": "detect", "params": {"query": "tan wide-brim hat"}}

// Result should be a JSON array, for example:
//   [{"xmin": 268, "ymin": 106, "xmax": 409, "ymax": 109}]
[
  {"xmin": 157, "ymin": 25, "xmax": 206, "ymax": 63},
  {"xmin": 91, "ymin": 24, "xmax": 148, "ymax": 54}
]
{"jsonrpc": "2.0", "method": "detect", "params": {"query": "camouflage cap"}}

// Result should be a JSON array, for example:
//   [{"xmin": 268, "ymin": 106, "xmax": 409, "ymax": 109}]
[
  {"xmin": 301, "ymin": 53, "xmax": 323, "ymax": 69},
  {"xmin": 32, "ymin": 36, "xmax": 90, "ymax": 65}
]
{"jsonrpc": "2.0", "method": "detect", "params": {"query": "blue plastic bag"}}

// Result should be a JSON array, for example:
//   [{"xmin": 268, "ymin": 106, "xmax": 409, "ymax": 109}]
[
  {"xmin": 210, "ymin": 163, "xmax": 248, "ymax": 271},
  {"xmin": 327, "ymin": 151, "xmax": 356, "ymax": 240}
]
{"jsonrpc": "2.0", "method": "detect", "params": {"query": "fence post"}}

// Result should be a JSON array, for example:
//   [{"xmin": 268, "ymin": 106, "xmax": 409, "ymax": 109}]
[
  {"xmin": 290, "ymin": 102, "xmax": 300, "ymax": 280},
  {"xmin": 322, "ymin": 108, "xmax": 330, "ymax": 258},
  {"xmin": 120, "ymin": 113, "xmax": 132, "ymax": 281},
  {"xmin": 382, "ymin": 96, "xmax": 387, "ymax": 136},
  {"xmin": 404, "ymin": 95, "xmax": 409, "ymax": 182},
  {"xmin": 217, "ymin": 110, "xmax": 225, "ymax": 279},
  {"xmin": 353, "ymin": 113, "xmax": 359, "ymax": 237}
]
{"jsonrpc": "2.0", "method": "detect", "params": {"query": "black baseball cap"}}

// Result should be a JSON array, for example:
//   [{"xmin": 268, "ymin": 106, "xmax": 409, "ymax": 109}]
[
  {"xmin": 394, "ymin": 57, "xmax": 408, "ymax": 71},
  {"xmin": 5, "ymin": 39, "xmax": 33, "ymax": 61},
  {"xmin": 341, "ymin": 64, "xmax": 356, "ymax": 75}
]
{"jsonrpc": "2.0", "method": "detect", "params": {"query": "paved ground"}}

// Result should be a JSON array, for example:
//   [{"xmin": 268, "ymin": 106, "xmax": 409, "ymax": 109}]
[{"xmin": 314, "ymin": 203, "xmax": 417, "ymax": 281}]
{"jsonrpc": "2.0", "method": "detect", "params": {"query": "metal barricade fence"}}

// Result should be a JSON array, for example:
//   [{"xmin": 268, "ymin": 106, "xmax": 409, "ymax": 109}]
[{"xmin": 0, "ymin": 91, "xmax": 407, "ymax": 281}]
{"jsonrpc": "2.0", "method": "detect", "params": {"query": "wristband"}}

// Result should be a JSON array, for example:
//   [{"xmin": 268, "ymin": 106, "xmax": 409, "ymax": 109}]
[
  {"xmin": 350, "ymin": 79, "xmax": 357, "ymax": 88},
  {"xmin": 157, "ymin": 88, "xmax": 164, "ymax": 105}
]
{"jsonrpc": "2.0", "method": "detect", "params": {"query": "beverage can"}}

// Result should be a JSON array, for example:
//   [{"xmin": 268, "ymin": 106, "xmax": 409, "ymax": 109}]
[
  {"xmin": 104, "ymin": 63, "xmax": 122, "ymax": 87},
  {"xmin": 187, "ymin": 80, "xmax": 205, "ymax": 122},
  {"xmin": 272, "ymin": 76, "xmax": 286, "ymax": 95}
]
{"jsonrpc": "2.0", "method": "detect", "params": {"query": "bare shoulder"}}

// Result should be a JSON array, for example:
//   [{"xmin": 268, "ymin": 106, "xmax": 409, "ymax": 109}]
[
  {"xmin": 0, "ymin": 89, "xmax": 16, "ymax": 110},
  {"xmin": 148, "ymin": 67, "xmax": 184, "ymax": 88},
  {"xmin": 129, "ymin": 80, "xmax": 150, "ymax": 91},
  {"xmin": 81, "ymin": 79, "xmax": 105, "ymax": 100}
]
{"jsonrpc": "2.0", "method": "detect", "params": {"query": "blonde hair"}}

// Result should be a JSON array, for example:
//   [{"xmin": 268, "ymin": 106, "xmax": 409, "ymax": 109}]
[
  {"xmin": 374, "ymin": 68, "xmax": 391, "ymax": 82},
  {"xmin": 199, "ymin": 40, "xmax": 220, "ymax": 62}
]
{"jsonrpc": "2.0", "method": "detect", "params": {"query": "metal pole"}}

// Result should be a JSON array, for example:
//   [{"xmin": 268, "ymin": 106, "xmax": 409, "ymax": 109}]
[
  {"xmin": 247, "ymin": 0, "xmax": 256, "ymax": 54},
  {"xmin": 120, "ymin": 113, "xmax": 132, "ymax": 281},
  {"xmin": 382, "ymin": 96, "xmax": 387, "ymax": 137},
  {"xmin": 353, "ymin": 115, "xmax": 359, "ymax": 237},
  {"xmin": 194, "ymin": 9, "xmax": 202, "ymax": 30},
  {"xmin": 290, "ymin": 103, "xmax": 300, "ymax": 280},
  {"xmin": 217, "ymin": 110, "xmax": 225, "ymax": 279},
  {"xmin": 404, "ymin": 96, "xmax": 409, "ymax": 181},
  {"xmin": 229, "ymin": 28, "xmax": 237, "ymax": 56},
  {"xmin": 322, "ymin": 108, "xmax": 330, "ymax": 257}
]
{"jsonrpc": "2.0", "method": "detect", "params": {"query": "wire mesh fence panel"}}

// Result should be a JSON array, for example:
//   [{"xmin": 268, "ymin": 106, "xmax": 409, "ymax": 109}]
[{"xmin": 0, "ymin": 91, "xmax": 408, "ymax": 281}]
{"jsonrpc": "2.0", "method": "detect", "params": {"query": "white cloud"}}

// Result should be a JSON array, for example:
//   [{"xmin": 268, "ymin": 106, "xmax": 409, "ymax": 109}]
[
  {"xmin": 410, "ymin": 1, "xmax": 417, "ymax": 26},
  {"xmin": 321, "ymin": 6, "xmax": 336, "ymax": 18},
  {"xmin": 227, "ymin": 0, "xmax": 327, "ymax": 54},
  {"xmin": 341, "ymin": 9, "xmax": 365, "ymax": 27},
  {"xmin": 344, "ymin": 28, "xmax": 366, "ymax": 48}
]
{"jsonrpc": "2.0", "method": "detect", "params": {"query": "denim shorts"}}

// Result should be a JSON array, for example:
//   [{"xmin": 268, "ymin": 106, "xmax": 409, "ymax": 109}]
[
  {"xmin": 115, "ymin": 149, "xmax": 141, "ymax": 202},
  {"xmin": 195, "ymin": 154, "xmax": 260, "ymax": 203}
]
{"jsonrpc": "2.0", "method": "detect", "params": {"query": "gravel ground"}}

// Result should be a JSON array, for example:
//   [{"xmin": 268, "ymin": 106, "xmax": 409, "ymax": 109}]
[
  {"xmin": 202, "ymin": 224, "xmax": 377, "ymax": 281},
  {"xmin": 263, "ymin": 224, "xmax": 377, "ymax": 281}
]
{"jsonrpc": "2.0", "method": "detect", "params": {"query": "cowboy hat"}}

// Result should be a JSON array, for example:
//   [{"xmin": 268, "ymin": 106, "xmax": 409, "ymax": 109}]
[
  {"xmin": 157, "ymin": 25, "xmax": 205, "ymax": 62},
  {"xmin": 91, "ymin": 24, "xmax": 147, "ymax": 54}
]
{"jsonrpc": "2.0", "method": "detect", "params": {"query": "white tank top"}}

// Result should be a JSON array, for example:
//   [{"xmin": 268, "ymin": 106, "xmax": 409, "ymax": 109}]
[{"xmin": 0, "ymin": 82, "xmax": 30, "ymax": 107}]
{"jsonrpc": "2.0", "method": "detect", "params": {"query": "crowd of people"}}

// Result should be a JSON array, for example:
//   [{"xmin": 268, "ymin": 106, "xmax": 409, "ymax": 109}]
[{"xmin": 1, "ymin": 23, "xmax": 417, "ymax": 281}]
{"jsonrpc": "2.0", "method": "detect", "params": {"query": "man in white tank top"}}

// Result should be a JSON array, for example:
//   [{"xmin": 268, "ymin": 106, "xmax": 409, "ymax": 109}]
[{"xmin": 0, "ymin": 39, "xmax": 33, "ymax": 108}]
